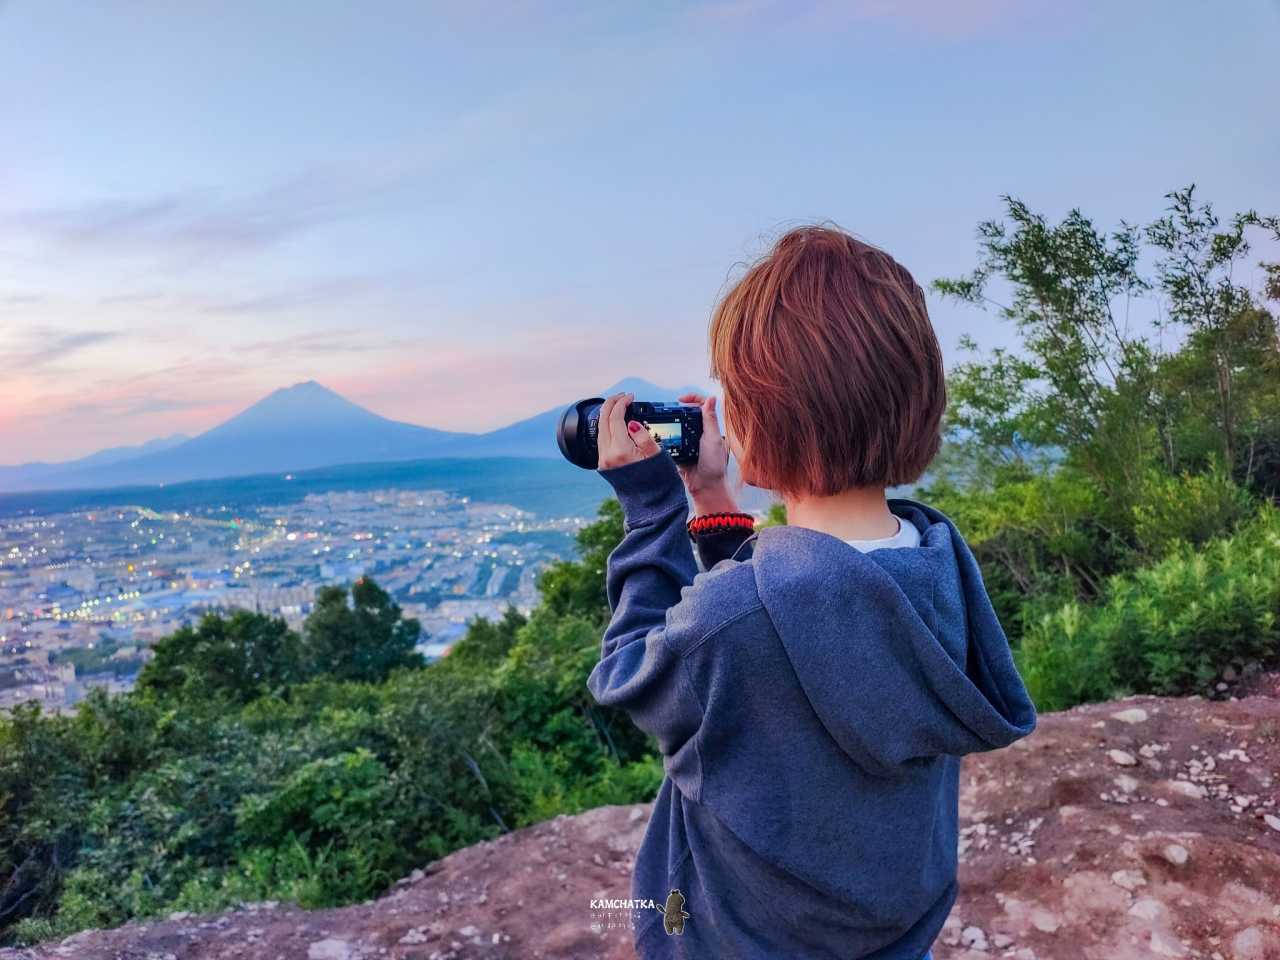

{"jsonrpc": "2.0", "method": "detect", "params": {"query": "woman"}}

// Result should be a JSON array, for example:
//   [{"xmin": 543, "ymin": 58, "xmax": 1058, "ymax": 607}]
[{"xmin": 587, "ymin": 226, "xmax": 1036, "ymax": 959}]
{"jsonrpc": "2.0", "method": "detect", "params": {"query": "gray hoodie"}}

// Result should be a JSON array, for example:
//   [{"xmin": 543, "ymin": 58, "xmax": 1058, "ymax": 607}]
[{"xmin": 587, "ymin": 452, "xmax": 1037, "ymax": 959}]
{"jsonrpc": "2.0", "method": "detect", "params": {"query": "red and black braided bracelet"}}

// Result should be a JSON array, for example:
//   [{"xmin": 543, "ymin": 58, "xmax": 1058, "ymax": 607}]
[{"xmin": 687, "ymin": 511, "xmax": 756, "ymax": 538}]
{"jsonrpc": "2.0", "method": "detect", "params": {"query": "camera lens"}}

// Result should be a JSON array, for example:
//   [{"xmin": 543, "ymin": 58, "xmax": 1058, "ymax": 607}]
[{"xmin": 556, "ymin": 397, "xmax": 605, "ymax": 469}]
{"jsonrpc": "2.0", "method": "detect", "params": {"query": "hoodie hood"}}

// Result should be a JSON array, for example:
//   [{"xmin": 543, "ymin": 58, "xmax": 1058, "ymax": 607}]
[{"xmin": 750, "ymin": 499, "xmax": 1037, "ymax": 776}]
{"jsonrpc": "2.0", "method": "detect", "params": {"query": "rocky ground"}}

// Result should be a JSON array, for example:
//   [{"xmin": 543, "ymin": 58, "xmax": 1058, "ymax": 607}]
[{"xmin": 4, "ymin": 678, "xmax": 1279, "ymax": 960}]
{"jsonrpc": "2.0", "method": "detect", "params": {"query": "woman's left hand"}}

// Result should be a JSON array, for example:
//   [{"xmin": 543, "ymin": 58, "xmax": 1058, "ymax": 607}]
[{"xmin": 596, "ymin": 392, "xmax": 661, "ymax": 470}]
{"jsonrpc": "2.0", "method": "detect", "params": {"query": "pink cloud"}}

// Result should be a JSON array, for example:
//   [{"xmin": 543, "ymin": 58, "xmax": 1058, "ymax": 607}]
[{"xmin": 332, "ymin": 323, "xmax": 711, "ymax": 434}]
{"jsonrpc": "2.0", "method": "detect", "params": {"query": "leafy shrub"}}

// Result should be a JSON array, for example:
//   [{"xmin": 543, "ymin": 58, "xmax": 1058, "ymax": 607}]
[
  {"xmin": 227, "ymin": 836, "xmax": 388, "ymax": 910},
  {"xmin": 508, "ymin": 745, "xmax": 662, "ymax": 827},
  {"xmin": 919, "ymin": 462, "xmax": 1120, "ymax": 632},
  {"xmin": 1131, "ymin": 460, "xmax": 1254, "ymax": 557},
  {"xmin": 235, "ymin": 749, "xmax": 394, "ymax": 850},
  {"xmin": 1022, "ymin": 506, "xmax": 1280, "ymax": 710}
]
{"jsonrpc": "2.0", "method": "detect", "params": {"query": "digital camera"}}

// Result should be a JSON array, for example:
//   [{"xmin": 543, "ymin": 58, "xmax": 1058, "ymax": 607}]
[{"xmin": 556, "ymin": 397, "xmax": 702, "ymax": 469}]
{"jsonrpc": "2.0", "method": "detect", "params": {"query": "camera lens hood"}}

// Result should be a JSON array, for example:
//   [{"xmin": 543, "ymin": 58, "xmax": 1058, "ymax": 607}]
[{"xmin": 556, "ymin": 396, "xmax": 605, "ymax": 469}]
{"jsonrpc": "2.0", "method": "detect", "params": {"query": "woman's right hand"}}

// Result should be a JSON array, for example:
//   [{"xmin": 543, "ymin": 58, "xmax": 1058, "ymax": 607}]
[{"xmin": 676, "ymin": 393, "xmax": 739, "ymax": 515}]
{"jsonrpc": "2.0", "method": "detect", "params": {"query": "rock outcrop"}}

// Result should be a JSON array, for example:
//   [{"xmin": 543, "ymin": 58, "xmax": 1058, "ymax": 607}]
[{"xmin": 5, "ymin": 679, "xmax": 1279, "ymax": 960}]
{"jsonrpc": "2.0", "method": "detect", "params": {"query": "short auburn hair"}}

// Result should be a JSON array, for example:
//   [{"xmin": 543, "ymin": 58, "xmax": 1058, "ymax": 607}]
[{"xmin": 709, "ymin": 225, "xmax": 945, "ymax": 497}]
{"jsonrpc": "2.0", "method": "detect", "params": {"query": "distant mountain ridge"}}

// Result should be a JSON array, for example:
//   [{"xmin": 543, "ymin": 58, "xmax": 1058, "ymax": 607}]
[
  {"xmin": 0, "ymin": 378, "xmax": 707, "ymax": 494},
  {"xmin": 0, "ymin": 433, "xmax": 190, "ymax": 492}
]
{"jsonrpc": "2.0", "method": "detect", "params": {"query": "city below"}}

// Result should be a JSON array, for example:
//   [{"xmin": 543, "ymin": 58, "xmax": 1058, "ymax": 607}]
[{"xmin": 0, "ymin": 482, "xmax": 590, "ymax": 713}]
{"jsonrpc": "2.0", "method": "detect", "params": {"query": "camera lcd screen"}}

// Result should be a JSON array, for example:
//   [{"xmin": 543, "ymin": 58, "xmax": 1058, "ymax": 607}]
[{"xmin": 645, "ymin": 420, "xmax": 683, "ymax": 453}]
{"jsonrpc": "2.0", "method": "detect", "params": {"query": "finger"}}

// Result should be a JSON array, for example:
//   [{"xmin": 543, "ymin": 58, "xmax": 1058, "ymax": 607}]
[
  {"xmin": 703, "ymin": 395, "xmax": 721, "ymax": 434},
  {"xmin": 600, "ymin": 392, "xmax": 628, "ymax": 447},
  {"xmin": 628, "ymin": 419, "xmax": 661, "ymax": 458},
  {"xmin": 702, "ymin": 396, "xmax": 730, "ymax": 470},
  {"xmin": 607, "ymin": 392, "xmax": 631, "ymax": 450},
  {"xmin": 677, "ymin": 392, "xmax": 705, "ymax": 405},
  {"xmin": 600, "ymin": 393, "xmax": 632, "ymax": 462},
  {"xmin": 597, "ymin": 394, "xmax": 618, "ymax": 449}
]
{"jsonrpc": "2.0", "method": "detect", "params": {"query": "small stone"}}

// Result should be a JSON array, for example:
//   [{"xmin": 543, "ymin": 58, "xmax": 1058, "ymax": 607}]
[
  {"xmin": 1150, "ymin": 929, "xmax": 1187, "ymax": 957},
  {"xmin": 1030, "ymin": 907, "xmax": 1061, "ymax": 933},
  {"xmin": 629, "ymin": 807, "xmax": 645, "ymax": 822},
  {"xmin": 1112, "ymin": 707, "xmax": 1149, "ymax": 724},
  {"xmin": 1110, "ymin": 869, "xmax": 1146, "ymax": 891},
  {"xmin": 1166, "ymin": 780, "xmax": 1206, "ymax": 799},
  {"xmin": 308, "ymin": 940, "xmax": 352, "ymax": 960},
  {"xmin": 992, "ymin": 933, "xmax": 1014, "ymax": 948},
  {"xmin": 458, "ymin": 926, "xmax": 480, "ymax": 938},
  {"xmin": 1216, "ymin": 682, "xmax": 1228, "ymax": 691},
  {"xmin": 961, "ymin": 925, "xmax": 988, "ymax": 950},
  {"xmin": 1108, "ymin": 749, "xmax": 1137, "ymax": 766},
  {"xmin": 1129, "ymin": 898, "xmax": 1165, "ymax": 920},
  {"xmin": 1263, "ymin": 814, "xmax": 1280, "ymax": 832},
  {"xmin": 1162, "ymin": 843, "xmax": 1189, "ymax": 865},
  {"xmin": 1232, "ymin": 927, "xmax": 1266, "ymax": 960},
  {"xmin": 1114, "ymin": 774, "xmax": 1139, "ymax": 793}
]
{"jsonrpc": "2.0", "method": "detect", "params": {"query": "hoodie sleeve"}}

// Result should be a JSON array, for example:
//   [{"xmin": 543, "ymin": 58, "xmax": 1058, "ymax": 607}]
[
  {"xmin": 585, "ymin": 452, "xmax": 703, "ymax": 757},
  {"xmin": 694, "ymin": 528, "xmax": 756, "ymax": 570}
]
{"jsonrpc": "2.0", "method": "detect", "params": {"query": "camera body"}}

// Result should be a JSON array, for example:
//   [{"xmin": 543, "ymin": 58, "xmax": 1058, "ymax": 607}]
[{"xmin": 556, "ymin": 397, "xmax": 703, "ymax": 469}]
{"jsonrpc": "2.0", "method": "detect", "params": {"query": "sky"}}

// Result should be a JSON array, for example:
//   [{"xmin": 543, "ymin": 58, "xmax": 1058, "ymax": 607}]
[{"xmin": 2, "ymin": 0, "xmax": 1278, "ymax": 463}]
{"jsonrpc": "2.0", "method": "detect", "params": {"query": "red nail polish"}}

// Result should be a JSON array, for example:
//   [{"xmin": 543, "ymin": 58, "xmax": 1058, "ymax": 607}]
[{"xmin": 627, "ymin": 421, "xmax": 641, "ymax": 433}]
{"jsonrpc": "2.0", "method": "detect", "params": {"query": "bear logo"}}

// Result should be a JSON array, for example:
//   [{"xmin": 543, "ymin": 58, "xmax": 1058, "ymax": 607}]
[{"xmin": 656, "ymin": 888, "xmax": 690, "ymax": 935}]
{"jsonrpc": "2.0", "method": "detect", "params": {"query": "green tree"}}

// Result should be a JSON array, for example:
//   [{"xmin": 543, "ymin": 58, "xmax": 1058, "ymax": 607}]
[
  {"xmin": 301, "ymin": 578, "xmax": 424, "ymax": 683},
  {"xmin": 933, "ymin": 196, "xmax": 1154, "ymax": 496},
  {"xmin": 930, "ymin": 187, "xmax": 1277, "ymax": 611},
  {"xmin": 534, "ymin": 499, "xmax": 624, "ymax": 623},
  {"xmin": 136, "ymin": 610, "xmax": 302, "ymax": 703},
  {"xmin": 1146, "ymin": 186, "xmax": 1280, "ymax": 473},
  {"xmin": 444, "ymin": 605, "xmax": 526, "ymax": 669}
]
